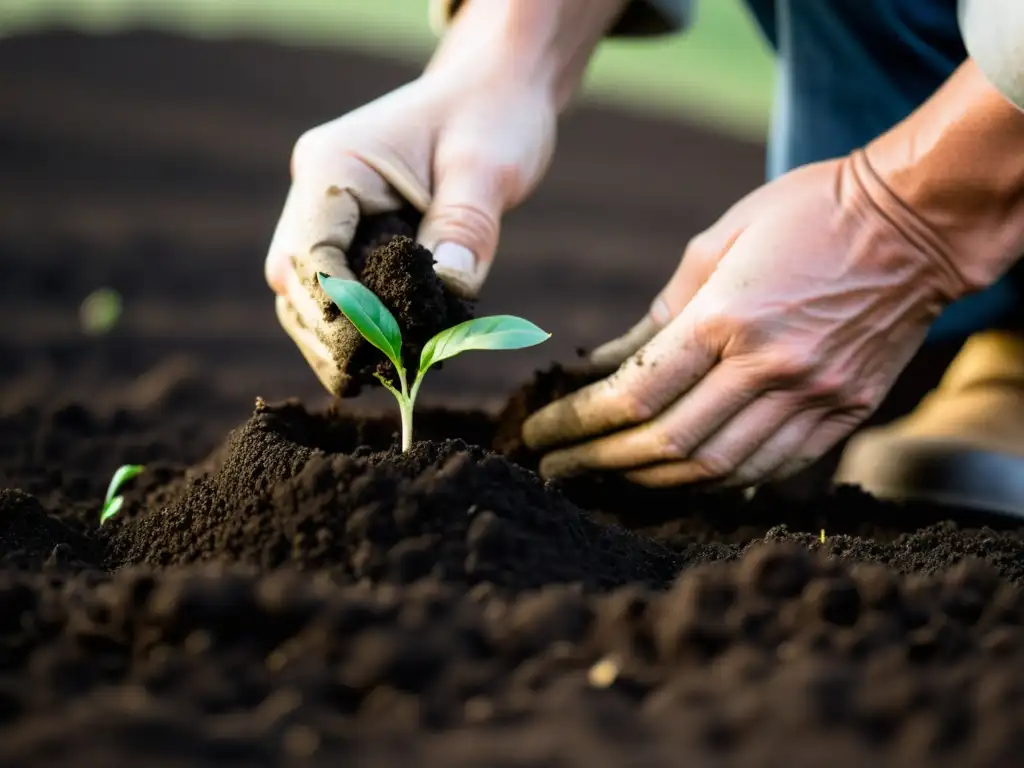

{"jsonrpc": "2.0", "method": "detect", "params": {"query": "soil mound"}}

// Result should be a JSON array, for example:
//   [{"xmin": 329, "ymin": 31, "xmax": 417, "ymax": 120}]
[{"xmin": 109, "ymin": 400, "xmax": 681, "ymax": 589}]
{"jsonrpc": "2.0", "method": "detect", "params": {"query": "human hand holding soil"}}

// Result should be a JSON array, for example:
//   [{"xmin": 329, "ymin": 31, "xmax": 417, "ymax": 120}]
[
  {"xmin": 266, "ymin": 0, "xmax": 628, "ymax": 396},
  {"xmin": 524, "ymin": 60, "xmax": 1024, "ymax": 488},
  {"xmin": 265, "ymin": 73, "xmax": 554, "ymax": 394}
]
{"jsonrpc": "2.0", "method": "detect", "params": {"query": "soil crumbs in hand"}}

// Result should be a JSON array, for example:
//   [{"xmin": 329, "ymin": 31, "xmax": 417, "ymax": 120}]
[{"xmin": 323, "ymin": 209, "xmax": 474, "ymax": 396}]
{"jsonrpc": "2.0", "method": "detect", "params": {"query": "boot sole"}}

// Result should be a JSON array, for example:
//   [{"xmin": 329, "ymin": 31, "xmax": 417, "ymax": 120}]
[{"xmin": 835, "ymin": 440, "xmax": 1024, "ymax": 520}]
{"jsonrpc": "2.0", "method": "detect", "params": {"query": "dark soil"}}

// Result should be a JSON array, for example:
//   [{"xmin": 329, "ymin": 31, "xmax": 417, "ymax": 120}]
[
  {"xmin": 323, "ymin": 208, "xmax": 475, "ymax": 395},
  {"xmin": 4, "ymin": 29, "xmax": 1024, "ymax": 768}
]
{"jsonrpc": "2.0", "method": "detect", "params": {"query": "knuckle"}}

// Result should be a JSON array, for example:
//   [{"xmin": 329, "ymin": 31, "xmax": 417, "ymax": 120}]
[
  {"xmin": 693, "ymin": 311, "xmax": 740, "ymax": 346},
  {"xmin": 602, "ymin": 370, "xmax": 659, "ymax": 424},
  {"xmin": 290, "ymin": 128, "xmax": 324, "ymax": 179},
  {"xmin": 762, "ymin": 347, "xmax": 820, "ymax": 386},
  {"xmin": 729, "ymin": 466, "xmax": 762, "ymax": 489},
  {"xmin": 805, "ymin": 373, "xmax": 880, "ymax": 412},
  {"xmin": 802, "ymin": 369, "xmax": 847, "ymax": 403},
  {"xmin": 617, "ymin": 387, "xmax": 657, "ymax": 425},
  {"xmin": 690, "ymin": 451, "xmax": 735, "ymax": 481},
  {"xmin": 442, "ymin": 146, "xmax": 499, "ymax": 178},
  {"xmin": 490, "ymin": 160, "xmax": 528, "ymax": 198},
  {"xmin": 429, "ymin": 201, "xmax": 499, "ymax": 241},
  {"xmin": 655, "ymin": 432, "xmax": 687, "ymax": 461},
  {"xmin": 683, "ymin": 231, "xmax": 718, "ymax": 264}
]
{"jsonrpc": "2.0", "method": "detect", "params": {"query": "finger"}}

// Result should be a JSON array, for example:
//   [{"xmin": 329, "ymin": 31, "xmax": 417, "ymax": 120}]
[
  {"xmin": 716, "ymin": 407, "xmax": 828, "ymax": 487},
  {"xmin": 523, "ymin": 312, "xmax": 718, "ymax": 451},
  {"xmin": 416, "ymin": 159, "xmax": 505, "ymax": 298},
  {"xmin": 269, "ymin": 148, "xmax": 412, "ymax": 284},
  {"xmin": 278, "ymin": 260, "xmax": 362, "ymax": 396},
  {"xmin": 269, "ymin": 149, "xmax": 418, "ymax": 395},
  {"xmin": 268, "ymin": 176, "xmax": 357, "ymax": 288},
  {"xmin": 588, "ymin": 315, "xmax": 661, "ymax": 371},
  {"xmin": 274, "ymin": 295, "xmax": 340, "ymax": 393},
  {"xmin": 536, "ymin": 359, "xmax": 761, "ymax": 479},
  {"xmin": 770, "ymin": 413, "xmax": 862, "ymax": 482},
  {"xmin": 652, "ymin": 232, "xmax": 732, "ymax": 319},
  {"xmin": 587, "ymin": 229, "xmax": 733, "ymax": 372},
  {"xmin": 619, "ymin": 394, "xmax": 800, "ymax": 487}
]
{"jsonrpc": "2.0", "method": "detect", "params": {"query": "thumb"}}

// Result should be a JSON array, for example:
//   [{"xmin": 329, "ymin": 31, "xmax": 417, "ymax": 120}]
[
  {"xmin": 588, "ymin": 230, "xmax": 732, "ymax": 370},
  {"xmin": 651, "ymin": 230, "xmax": 728, "ymax": 318},
  {"xmin": 417, "ymin": 161, "xmax": 505, "ymax": 298}
]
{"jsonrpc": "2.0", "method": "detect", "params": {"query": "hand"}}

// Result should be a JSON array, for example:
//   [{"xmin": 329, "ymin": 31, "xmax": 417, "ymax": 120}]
[
  {"xmin": 522, "ymin": 150, "xmax": 977, "ymax": 488},
  {"xmin": 265, "ymin": 47, "xmax": 556, "ymax": 394}
]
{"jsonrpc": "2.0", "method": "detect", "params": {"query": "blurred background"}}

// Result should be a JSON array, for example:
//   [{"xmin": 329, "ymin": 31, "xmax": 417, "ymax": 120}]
[
  {"xmin": 0, "ymin": 0, "xmax": 773, "ymax": 423},
  {"xmin": 2, "ymin": 0, "xmax": 775, "ymax": 136}
]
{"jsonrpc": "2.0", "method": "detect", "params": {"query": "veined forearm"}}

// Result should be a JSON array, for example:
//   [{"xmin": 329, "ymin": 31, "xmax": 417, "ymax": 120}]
[{"xmin": 866, "ymin": 60, "xmax": 1024, "ymax": 293}]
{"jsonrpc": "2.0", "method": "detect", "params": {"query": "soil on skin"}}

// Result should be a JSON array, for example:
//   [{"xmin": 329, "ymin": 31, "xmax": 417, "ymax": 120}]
[{"xmin": 4, "ymin": 30, "xmax": 1024, "ymax": 768}]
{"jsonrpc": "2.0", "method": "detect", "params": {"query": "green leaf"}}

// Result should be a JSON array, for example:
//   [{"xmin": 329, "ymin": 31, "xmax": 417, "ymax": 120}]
[
  {"xmin": 419, "ymin": 315, "xmax": 550, "ymax": 374},
  {"xmin": 104, "ymin": 464, "xmax": 145, "ymax": 505},
  {"xmin": 99, "ymin": 496, "xmax": 124, "ymax": 526},
  {"xmin": 317, "ymin": 273, "xmax": 403, "ymax": 371}
]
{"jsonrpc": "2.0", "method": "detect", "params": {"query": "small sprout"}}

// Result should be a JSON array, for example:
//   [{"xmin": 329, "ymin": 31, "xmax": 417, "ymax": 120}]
[
  {"xmin": 80, "ymin": 287, "xmax": 123, "ymax": 335},
  {"xmin": 318, "ymin": 273, "xmax": 550, "ymax": 452},
  {"xmin": 100, "ymin": 464, "xmax": 145, "ymax": 525}
]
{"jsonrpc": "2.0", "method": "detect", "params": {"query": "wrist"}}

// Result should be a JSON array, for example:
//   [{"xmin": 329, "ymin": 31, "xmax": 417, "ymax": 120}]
[
  {"xmin": 864, "ymin": 59, "xmax": 1024, "ymax": 294},
  {"xmin": 425, "ymin": 0, "xmax": 628, "ymax": 110}
]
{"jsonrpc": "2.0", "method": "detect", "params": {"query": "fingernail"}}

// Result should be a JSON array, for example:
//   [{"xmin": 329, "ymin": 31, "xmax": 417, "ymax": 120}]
[
  {"xmin": 650, "ymin": 297, "xmax": 672, "ymax": 326},
  {"xmin": 433, "ymin": 242, "xmax": 476, "ymax": 277}
]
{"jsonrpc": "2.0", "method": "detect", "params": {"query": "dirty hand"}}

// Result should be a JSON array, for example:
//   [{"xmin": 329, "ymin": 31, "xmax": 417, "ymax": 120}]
[
  {"xmin": 265, "ymin": 18, "xmax": 561, "ymax": 393},
  {"xmin": 523, "ymin": 58, "xmax": 1024, "ymax": 489},
  {"xmin": 522, "ymin": 150, "xmax": 982, "ymax": 488}
]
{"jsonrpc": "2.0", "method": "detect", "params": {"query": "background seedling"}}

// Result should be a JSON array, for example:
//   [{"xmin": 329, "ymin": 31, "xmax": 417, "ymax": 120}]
[
  {"xmin": 318, "ymin": 273, "xmax": 550, "ymax": 452},
  {"xmin": 100, "ymin": 464, "xmax": 145, "ymax": 525},
  {"xmin": 80, "ymin": 287, "xmax": 123, "ymax": 335}
]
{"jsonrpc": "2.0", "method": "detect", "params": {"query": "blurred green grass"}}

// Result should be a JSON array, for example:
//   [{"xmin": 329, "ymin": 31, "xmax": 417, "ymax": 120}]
[{"xmin": 1, "ymin": 0, "xmax": 775, "ymax": 138}]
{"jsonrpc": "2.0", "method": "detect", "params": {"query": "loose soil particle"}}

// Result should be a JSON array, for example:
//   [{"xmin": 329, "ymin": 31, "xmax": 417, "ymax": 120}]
[{"xmin": 5, "ymin": 30, "xmax": 1024, "ymax": 768}]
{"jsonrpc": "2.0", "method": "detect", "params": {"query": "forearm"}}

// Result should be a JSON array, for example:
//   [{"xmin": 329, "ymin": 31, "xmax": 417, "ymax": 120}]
[
  {"xmin": 425, "ymin": 0, "xmax": 630, "ymax": 109},
  {"xmin": 865, "ymin": 59, "xmax": 1024, "ymax": 293}
]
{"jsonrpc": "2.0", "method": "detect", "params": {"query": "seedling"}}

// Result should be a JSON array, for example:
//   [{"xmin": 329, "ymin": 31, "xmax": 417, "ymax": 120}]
[
  {"xmin": 99, "ymin": 464, "xmax": 145, "ymax": 525},
  {"xmin": 317, "ymin": 273, "xmax": 550, "ymax": 452}
]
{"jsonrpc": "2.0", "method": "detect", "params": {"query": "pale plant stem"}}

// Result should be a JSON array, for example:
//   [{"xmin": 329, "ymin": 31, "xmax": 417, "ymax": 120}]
[
  {"xmin": 396, "ymin": 367, "xmax": 413, "ymax": 453},
  {"xmin": 399, "ymin": 370, "xmax": 426, "ymax": 453}
]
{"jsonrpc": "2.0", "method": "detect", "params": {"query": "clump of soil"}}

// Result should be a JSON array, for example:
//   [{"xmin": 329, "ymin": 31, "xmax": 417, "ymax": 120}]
[
  {"xmin": 492, "ymin": 363, "xmax": 603, "ymax": 466},
  {"xmin": 321, "ymin": 209, "xmax": 475, "ymax": 396}
]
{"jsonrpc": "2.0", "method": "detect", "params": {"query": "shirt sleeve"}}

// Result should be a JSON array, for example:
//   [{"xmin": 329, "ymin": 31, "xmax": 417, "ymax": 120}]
[
  {"xmin": 428, "ymin": 0, "xmax": 693, "ymax": 38},
  {"xmin": 959, "ymin": 0, "xmax": 1024, "ymax": 110}
]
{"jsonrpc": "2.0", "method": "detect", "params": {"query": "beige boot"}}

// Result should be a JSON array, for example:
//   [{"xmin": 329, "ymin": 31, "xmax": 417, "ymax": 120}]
[{"xmin": 835, "ymin": 330, "xmax": 1024, "ymax": 517}]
